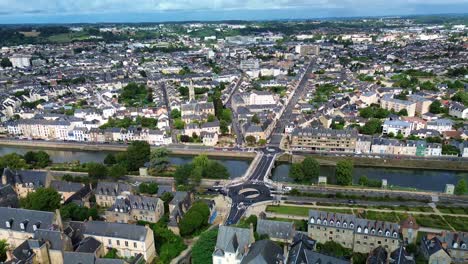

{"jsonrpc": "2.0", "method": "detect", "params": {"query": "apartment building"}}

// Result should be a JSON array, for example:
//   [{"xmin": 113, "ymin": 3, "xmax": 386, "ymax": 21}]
[
  {"xmin": 408, "ymin": 95, "xmax": 431, "ymax": 115},
  {"xmin": 382, "ymin": 120, "xmax": 413, "ymax": 137},
  {"xmin": 308, "ymin": 210, "xmax": 400, "ymax": 254},
  {"xmin": 95, "ymin": 182, "xmax": 133, "ymax": 207},
  {"xmin": 105, "ymin": 195, "xmax": 164, "ymax": 224},
  {"xmin": 290, "ymin": 128, "xmax": 358, "ymax": 153},
  {"xmin": 380, "ymin": 95, "xmax": 416, "ymax": 117},
  {"xmin": 1, "ymin": 168, "xmax": 51, "ymax": 198},
  {"xmin": 68, "ymin": 221, "xmax": 156, "ymax": 262}
]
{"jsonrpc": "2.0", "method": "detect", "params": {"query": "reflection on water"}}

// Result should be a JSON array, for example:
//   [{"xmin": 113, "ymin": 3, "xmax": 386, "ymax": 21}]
[
  {"xmin": 272, "ymin": 163, "xmax": 468, "ymax": 192},
  {"xmin": 0, "ymin": 146, "xmax": 250, "ymax": 179}
]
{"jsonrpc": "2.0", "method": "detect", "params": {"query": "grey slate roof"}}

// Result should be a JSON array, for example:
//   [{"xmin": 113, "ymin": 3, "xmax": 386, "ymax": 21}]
[
  {"xmin": 214, "ymin": 225, "xmax": 253, "ymax": 256},
  {"xmin": 256, "ymin": 219, "xmax": 294, "ymax": 241},
  {"xmin": 287, "ymin": 232, "xmax": 316, "ymax": 264},
  {"xmin": 304, "ymin": 251, "xmax": 350, "ymax": 264},
  {"xmin": 69, "ymin": 220, "xmax": 148, "ymax": 241},
  {"xmin": 0, "ymin": 184, "xmax": 19, "ymax": 208},
  {"xmin": 390, "ymin": 246, "xmax": 416, "ymax": 264},
  {"xmin": 75, "ymin": 236, "xmax": 102, "ymax": 253},
  {"xmin": 50, "ymin": 180, "xmax": 84, "ymax": 193},
  {"xmin": 240, "ymin": 239, "xmax": 284, "ymax": 264},
  {"xmin": 0, "ymin": 207, "xmax": 55, "ymax": 233},
  {"xmin": 2, "ymin": 168, "xmax": 48, "ymax": 189},
  {"xmin": 95, "ymin": 182, "xmax": 132, "ymax": 196}
]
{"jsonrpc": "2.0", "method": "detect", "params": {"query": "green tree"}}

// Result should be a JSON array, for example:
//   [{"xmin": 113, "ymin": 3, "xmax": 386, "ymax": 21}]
[
  {"xmin": 360, "ymin": 119, "xmax": 382, "ymax": 135},
  {"xmin": 104, "ymin": 153, "xmax": 117, "ymax": 165},
  {"xmin": 60, "ymin": 203, "xmax": 99, "ymax": 221},
  {"xmin": 87, "ymin": 162, "xmax": 108, "ymax": 179},
  {"xmin": 104, "ymin": 248, "xmax": 120, "ymax": 259},
  {"xmin": 170, "ymin": 109, "xmax": 181, "ymax": 119},
  {"xmin": 455, "ymin": 179, "xmax": 467, "ymax": 195},
  {"xmin": 150, "ymin": 148, "xmax": 170, "ymax": 173},
  {"xmin": 174, "ymin": 118, "xmax": 185, "ymax": 129},
  {"xmin": 358, "ymin": 176, "xmax": 369, "ymax": 186},
  {"xmin": 193, "ymin": 154, "xmax": 209, "ymax": 168},
  {"xmin": 126, "ymin": 141, "xmax": 151, "ymax": 171},
  {"xmin": 220, "ymin": 109, "xmax": 232, "ymax": 123},
  {"xmin": 317, "ymin": 241, "xmax": 352, "ymax": 258},
  {"xmin": 174, "ymin": 164, "xmax": 194, "ymax": 185},
  {"xmin": 204, "ymin": 161, "xmax": 229, "ymax": 179},
  {"xmin": 0, "ymin": 239, "xmax": 7, "ymax": 262},
  {"xmin": 20, "ymin": 187, "xmax": 61, "ymax": 211},
  {"xmin": 207, "ymin": 114, "xmax": 216, "ymax": 122},
  {"xmin": 192, "ymin": 229, "xmax": 218, "ymax": 264},
  {"xmin": 139, "ymin": 182, "xmax": 159, "ymax": 195},
  {"xmin": 179, "ymin": 202, "xmax": 210, "ymax": 236},
  {"xmin": 23, "ymin": 151, "xmax": 51, "ymax": 168},
  {"xmin": 109, "ymin": 164, "xmax": 127, "ymax": 179},
  {"xmin": 289, "ymin": 163, "xmax": 304, "ymax": 182},
  {"xmin": 302, "ymin": 157, "xmax": 320, "ymax": 181},
  {"xmin": 429, "ymin": 100, "xmax": 445, "ymax": 114},
  {"xmin": 336, "ymin": 160, "xmax": 353, "ymax": 186},
  {"xmin": 251, "ymin": 114, "xmax": 260, "ymax": 124},
  {"xmin": 245, "ymin": 135, "xmax": 256, "ymax": 145},
  {"xmin": 220, "ymin": 120, "xmax": 229, "ymax": 134},
  {"xmin": 0, "ymin": 153, "xmax": 28, "ymax": 169},
  {"xmin": 0, "ymin": 58, "xmax": 12, "ymax": 68}
]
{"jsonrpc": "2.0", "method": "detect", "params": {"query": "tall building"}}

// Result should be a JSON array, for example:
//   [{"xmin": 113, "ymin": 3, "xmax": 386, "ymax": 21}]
[{"xmin": 290, "ymin": 128, "xmax": 358, "ymax": 153}]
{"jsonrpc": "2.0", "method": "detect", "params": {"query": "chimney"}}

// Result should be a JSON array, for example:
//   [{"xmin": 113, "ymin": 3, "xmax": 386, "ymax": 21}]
[
  {"xmin": 88, "ymin": 216, "xmax": 93, "ymax": 221},
  {"xmin": 1, "ymin": 172, "xmax": 7, "ymax": 185},
  {"xmin": 55, "ymin": 209, "xmax": 63, "ymax": 232}
]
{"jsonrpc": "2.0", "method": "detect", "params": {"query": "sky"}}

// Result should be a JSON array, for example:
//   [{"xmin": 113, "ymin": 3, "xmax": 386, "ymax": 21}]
[{"xmin": 0, "ymin": 0, "xmax": 467, "ymax": 24}]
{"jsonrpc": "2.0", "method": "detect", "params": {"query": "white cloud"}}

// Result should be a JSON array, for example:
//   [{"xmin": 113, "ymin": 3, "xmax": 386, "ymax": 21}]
[{"xmin": 0, "ymin": 0, "xmax": 466, "ymax": 15}]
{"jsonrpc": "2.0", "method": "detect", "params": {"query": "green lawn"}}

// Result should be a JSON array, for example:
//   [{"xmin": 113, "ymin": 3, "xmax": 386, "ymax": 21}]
[
  {"xmin": 437, "ymin": 206, "xmax": 468, "ymax": 215},
  {"xmin": 358, "ymin": 211, "xmax": 404, "ymax": 222},
  {"xmin": 415, "ymin": 214, "xmax": 448, "ymax": 230},
  {"xmin": 444, "ymin": 217, "xmax": 468, "ymax": 232},
  {"xmin": 266, "ymin": 205, "xmax": 352, "ymax": 217},
  {"xmin": 267, "ymin": 217, "xmax": 308, "ymax": 231}
]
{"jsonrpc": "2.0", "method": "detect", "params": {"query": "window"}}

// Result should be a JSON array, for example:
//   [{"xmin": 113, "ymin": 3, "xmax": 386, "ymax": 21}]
[
  {"xmin": 117, "ymin": 240, "xmax": 120, "ymax": 246},
  {"xmin": 134, "ymin": 242, "xmax": 137, "ymax": 248},
  {"xmin": 310, "ymin": 218, "xmax": 315, "ymax": 224},
  {"xmin": 108, "ymin": 239, "xmax": 112, "ymax": 245},
  {"xmin": 357, "ymin": 226, "xmax": 362, "ymax": 233},
  {"xmin": 125, "ymin": 241, "xmax": 129, "ymax": 247}
]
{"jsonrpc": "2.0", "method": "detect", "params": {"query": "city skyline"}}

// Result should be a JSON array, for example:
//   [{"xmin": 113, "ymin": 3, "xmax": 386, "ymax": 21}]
[{"xmin": 0, "ymin": 0, "xmax": 467, "ymax": 24}]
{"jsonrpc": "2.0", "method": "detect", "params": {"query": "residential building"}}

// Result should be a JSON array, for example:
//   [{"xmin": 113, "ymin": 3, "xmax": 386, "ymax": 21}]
[
  {"xmin": 287, "ymin": 233, "xmax": 349, "ymax": 264},
  {"xmin": 408, "ymin": 95, "xmax": 431, "ymax": 115},
  {"xmin": 435, "ymin": 231, "xmax": 468, "ymax": 263},
  {"xmin": 427, "ymin": 119, "xmax": 454, "ymax": 132},
  {"xmin": 256, "ymin": 219, "xmax": 295, "ymax": 243},
  {"xmin": 50, "ymin": 180, "xmax": 87, "ymax": 204},
  {"xmin": 212, "ymin": 225, "xmax": 255, "ymax": 264},
  {"xmin": 1, "ymin": 168, "xmax": 51, "ymax": 198},
  {"xmin": 240, "ymin": 239, "xmax": 284, "ymax": 264},
  {"xmin": 0, "ymin": 207, "xmax": 59, "ymax": 248},
  {"xmin": 449, "ymin": 102, "xmax": 468, "ymax": 119},
  {"xmin": 382, "ymin": 120, "xmax": 413, "ymax": 137},
  {"xmin": 389, "ymin": 246, "xmax": 416, "ymax": 264},
  {"xmin": 290, "ymin": 128, "xmax": 358, "ymax": 153},
  {"xmin": 308, "ymin": 210, "xmax": 400, "ymax": 254},
  {"xmin": 105, "ymin": 195, "xmax": 164, "ymax": 224},
  {"xmin": 380, "ymin": 95, "xmax": 416, "ymax": 117},
  {"xmin": 68, "ymin": 220, "xmax": 156, "ymax": 262},
  {"xmin": 94, "ymin": 182, "xmax": 133, "ymax": 207},
  {"xmin": 420, "ymin": 235, "xmax": 451, "ymax": 264}
]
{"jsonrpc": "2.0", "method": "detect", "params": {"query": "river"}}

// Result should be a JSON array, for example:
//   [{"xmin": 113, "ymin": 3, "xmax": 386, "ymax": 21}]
[
  {"xmin": 0, "ymin": 146, "xmax": 250, "ymax": 179},
  {"xmin": 272, "ymin": 163, "xmax": 468, "ymax": 192}
]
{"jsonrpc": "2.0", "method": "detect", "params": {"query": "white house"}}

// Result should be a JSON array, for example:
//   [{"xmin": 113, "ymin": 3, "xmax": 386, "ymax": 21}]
[
  {"xmin": 449, "ymin": 102, "xmax": 468, "ymax": 119},
  {"xmin": 382, "ymin": 120, "xmax": 412, "ymax": 137}
]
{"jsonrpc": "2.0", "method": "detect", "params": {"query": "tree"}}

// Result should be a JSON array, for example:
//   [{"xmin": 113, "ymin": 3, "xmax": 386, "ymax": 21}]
[
  {"xmin": 104, "ymin": 153, "xmax": 117, "ymax": 165},
  {"xmin": 360, "ymin": 119, "xmax": 382, "ymax": 135},
  {"xmin": 317, "ymin": 241, "xmax": 352, "ymax": 258},
  {"xmin": 0, "ymin": 239, "xmax": 7, "ymax": 262},
  {"xmin": 109, "ymin": 164, "xmax": 127, "ymax": 179},
  {"xmin": 126, "ymin": 141, "xmax": 150, "ymax": 171},
  {"xmin": 87, "ymin": 162, "xmax": 108, "ymax": 179},
  {"xmin": 60, "ymin": 203, "xmax": 99, "ymax": 221},
  {"xmin": 24, "ymin": 151, "xmax": 51, "ymax": 168},
  {"xmin": 455, "ymin": 179, "xmax": 467, "ymax": 195},
  {"xmin": 174, "ymin": 164, "xmax": 194, "ymax": 185},
  {"xmin": 178, "ymin": 202, "xmax": 210, "ymax": 236},
  {"xmin": 302, "ymin": 157, "xmax": 320, "ymax": 181},
  {"xmin": 20, "ymin": 188, "xmax": 61, "ymax": 211},
  {"xmin": 170, "ymin": 109, "xmax": 181, "ymax": 119},
  {"xmin": 258, "ymin": 139, "xmax": 267, "ymax": 146},
  {"xmin": 139, "ymin": 182, "xmax": 159, "ymax": 195},
  {"xmin": 192, "ymin": 229, "xmax": 218, "ymax": 264},
  {"xmin": 397, "ymin": 109, "xmax": 408, "ymax": 116},
  {"xmin": 251, "ymin": 114, "xmax": 260, "ymax": 124},
  {"xmin": 204, "ymin": 161, "xmax": 229, "ymax": 179},
  {"xmin": 174, "ymin": 119, "xmax": 185, "ymax": 129},
  {"xmin": 0, "ymin": 58, "xmax": 12, "ymax": 68},
  {"xmin": 358, "ymin": 176, "xmax": 369, "ymax": 186},
  {"xmin": 220, "ymin": 120, "xmax": 229, "ymax": 134},
  {"xmin": 207, "ymin": 114, "xmax": 216, "ymax": 122},
  {"xmin": 336, "ymin": 160, "xmax": 353, "ymax": 186},
  {"xmin": 104, "ymin": 248, "xmax": 120, "ymax": 259},
  {"xmin": 0, "ymin": 153, "xmax": 28, "ymax": 169},
  {"xmin": 150, "ymin": 148, "xmax": 170, "ymax": 173},
  {"xmin": 289, "ymin": 163, "xmax": 305, "ymax": 182},
  {"xmin": 193, "ymin": 154, "xmax": 209, "ymax": 168},
  {"xmin": 246, "ymin": 135, "xmax": 256, "ymax": 145},
  {"xmin": 429, "ymin": 100, "xmax": 445, "ymax": 114},
  {"xmin": 220, "ymin": 109, "xmax": 232, "ymax": 123}
]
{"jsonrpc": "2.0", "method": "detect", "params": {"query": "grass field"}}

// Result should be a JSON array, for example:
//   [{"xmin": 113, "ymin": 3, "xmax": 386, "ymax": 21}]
[
  {"xmin": 444, "ymin": 217, "xmax": 468, "ymax": 232},
  {"xmin": 266, "ymin": 205, "xmax": 352, "ymax": 216},
  {"xmin": 437, "ymin": 206, "xmax": 468, "ymax": 215},
  {"xmin": 267, "ymin": 217, "xmax": 308, "ymax": 231},
  {"xmin": 415, "ymin": 214, "xmax": 448, "ymax": 230}
]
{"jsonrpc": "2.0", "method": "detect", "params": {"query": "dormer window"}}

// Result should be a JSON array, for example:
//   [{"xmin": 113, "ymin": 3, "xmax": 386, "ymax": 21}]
[
  {"xmin": 371, "ymin": 229, "xmax": 375, "ymax": 234},
  {"xmin": 364, "ymin": 227, "xmax": 369, "ymax": 234},
  {"xmin": 357, "ymin": 226, "xmax": 362, "ymax": 233},
  {"xmin": 20, "ymin": 220, "xmax": 28, "ymax": 230},
  {"xmin": 336, "ymin": 221, "xmax": 340, "ymax": 227},
  {"xmin": 343, "ymin": 222, "xmax": 347, "ymax": 228},
  {"xmin": 349, "ymin": 223, "xmax": 354, "ymax": 229},
  {"xmin": 317, "ymin": 219, "xmax": 321, "ymax": 225},
  {"xmin": 310, "ymin": 218, "xmax": 315, "ymax": 224},
  {"xmin": 5, "ymin": 220, "xmax": 12, "ymax": 228},
  {"xmin": 378, "ymin": 230, "xmax": 383, "ymax": 235},
  {"xmin": 323, "ymin": 220, "xmax": 327, "ymax": 226},
  {"xmin": 461, "ymin": 244, "xmax": 466, "ymax": 249},
  {"xmin": 330, "ymin": 220, "xmax": 334, "ymax": 226},
  {"xmin": 393, "ymin": 232, "xmax": 398, "ymax": 238},
  {"xmin": 385, "ymin": 231, "xmax": 390, "ymax": 237},
  {"xmin": 33, "ymin": 222, "xmax": 40, "ymax": 231}
]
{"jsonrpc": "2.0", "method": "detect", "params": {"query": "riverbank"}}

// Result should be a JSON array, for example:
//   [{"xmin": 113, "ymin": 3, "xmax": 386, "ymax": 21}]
[
  {"xmin": 0, "ymin": 139, "xmax": 255, "ymax": 159},
  {"xmin": 278, "ymin": 153, "xmax": 468, "ymax": 171}
]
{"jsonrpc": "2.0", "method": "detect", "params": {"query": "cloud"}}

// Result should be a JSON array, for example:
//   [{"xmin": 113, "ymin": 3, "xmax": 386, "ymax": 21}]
[{"xmin": 0, "ymin": 0, "xmax": 465, "ymax": 15}]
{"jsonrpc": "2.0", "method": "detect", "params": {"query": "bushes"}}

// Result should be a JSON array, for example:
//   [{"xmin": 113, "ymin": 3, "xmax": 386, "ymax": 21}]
[
  {"xmin": 60, "ymin": 203, "xmax": 99, "ymax": 221},
  {"xmin": 178, "ymin": 202, "xmax": 210, "ymax": 237},
  {"xmin": 20, "ymin": 187, "xmax": 61, "ymax": 211},
  {"xmin": 191, "ymin": 229, "xmax": 218, "ymax": 264}
]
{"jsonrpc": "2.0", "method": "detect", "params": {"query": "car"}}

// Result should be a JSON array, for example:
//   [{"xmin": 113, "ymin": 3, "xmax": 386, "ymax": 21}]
[{"xmin": 348, "ymin": 199, "xmax": 356, "ymax": 204}]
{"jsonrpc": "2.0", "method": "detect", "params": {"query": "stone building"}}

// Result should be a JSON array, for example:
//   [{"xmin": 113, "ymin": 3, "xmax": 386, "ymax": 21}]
[
  {"xmin": 94, "ymin": 182, "xmax": 133, "ymax": 207},
  {"xmin": 105, "ymin": 195, "xmax": 164, "ymax": 224}
]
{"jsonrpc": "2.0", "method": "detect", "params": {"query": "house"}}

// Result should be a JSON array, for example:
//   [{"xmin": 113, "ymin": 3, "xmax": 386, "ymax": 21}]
[
  {"xmin": 382, "ymin": 120, "xmax": 413, "ymax": 137},
  {"xmin": 308, "ymin": 210, "xmax": 400, "ymax": 254},
  {"xmin": 367, "ymin": 246, "xmax": 388, "ymax": 264},
  {"xmin": 168, "ymin": 191, "xmax": 193, "ymax": 235},
  {"xmin": 50, "ymin": 180, "xmax": 88, "ymax": 204},
  {"xmin": 287, "ymin": 233, "xmax": 349, "ymax": 264},
  {"xmin": 67, "ymin": 220, "xmax": 156, "ymax": 262},
  {"xmin": 1, "ymin": 168, "xmax": 51, "ymax": 198},
  {"xmin": 212, "ymin": 225, "xmax": 255, "ymax": 264},
  {"xmin": 0, "ymin": 207, "xmax": 59, "ymax": 248},
  {"xmin": 400, "ymin": 215, "xmax": 419, "ymax": 244},
  {"xmin": 436, "ymin": 231, "xmax": 468, "ymax": 263},
  {"xmin": 426, "ymin": 119, "xmax": 454, "ymax": 133},
  {"xmin": 460, "ymin": 141, "xmax": 468, "ymax": 158},
  {"xmin": 240, "ymin": 239, "xmax": 284, "ymax": 264},
  {"xmin": 355, "ymin": 135, "xmax": 372, "ymax": 154},
  {"xmin": 389, "ymin": 246, "xmax": 415, "ymax": 264},
  {"xmin": 256, "ymin": 219, "xmax": 295, "ymax": 243},
  {"xmin": 449, "ymin": 102, "xmax": 468, "ymax": 119},
  {"xmin": 420, "ymin": 235, "xmax": 451, "ymax": 264},
  {"xmin": 105, "ymin": 195, "xmax": 164, "ymax": 224},
  {"xmin": 0, "ymin": 184, "xmax": 19, "ymax": 208},
  {"xmin": 94, "ymin": 182, "xmax": 133, "ymax": 207}
]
